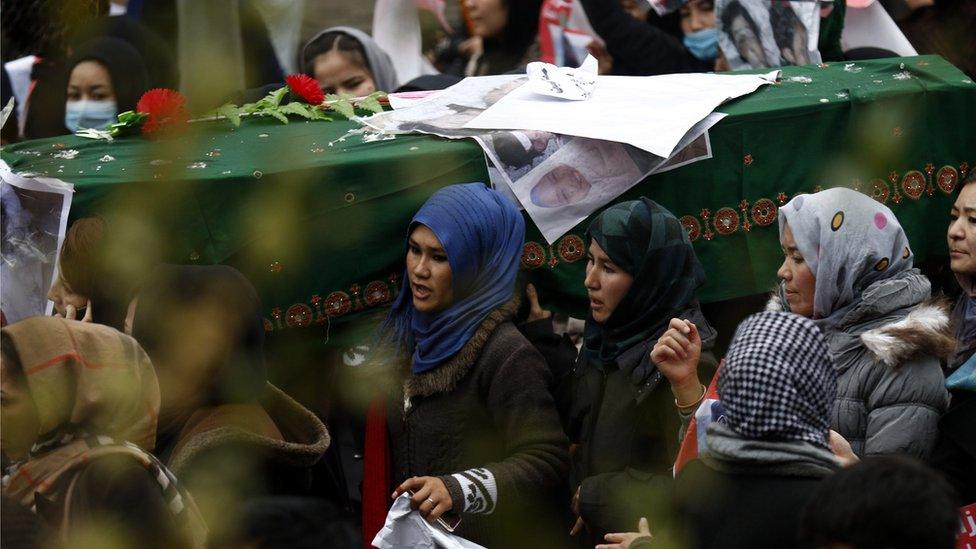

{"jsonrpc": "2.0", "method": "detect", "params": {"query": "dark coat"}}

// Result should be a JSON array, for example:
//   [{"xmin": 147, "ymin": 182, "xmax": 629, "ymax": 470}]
[
  {"xmin": 631, "ymin": 459, "xmax": 825, "ymax": 549},
  {"xmin": 387, "ymin": 299, "xmax": 571, "ymax": 548},
  {"xmin": 165, "ymin": 384, "xmax": 330, "ymax": 495},
  {"xmin": 766, "ymin": 274, "xmax": 952, "ymax": 458},
  {"xmin": 578, "ymin": 0, "xmax": 713, "ymax": 76},
  {"xmin": 929, "ymin": 294, "xmax": 976, "ymax": 505},
  {"xmin": 569, "ymin": 306, "xmax": 718, "ymax": 543},
  {"xmin": 35, "ymin": 454, "xmax": 190, "ymax": 549}
]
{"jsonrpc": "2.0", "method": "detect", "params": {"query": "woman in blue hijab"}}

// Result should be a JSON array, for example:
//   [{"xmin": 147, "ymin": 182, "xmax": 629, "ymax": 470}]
[{"xmin": 377, "ymin": 183, "xmax": 569, "ymax": 548}]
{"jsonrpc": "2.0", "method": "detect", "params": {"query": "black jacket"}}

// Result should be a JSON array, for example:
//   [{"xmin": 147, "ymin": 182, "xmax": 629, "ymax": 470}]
[
  {"xmin": 569, "ymin": 306, "xmax": 718, "ymax": 543},
  {"xmin": 631, "ymin": 459, "xmax": 824, "ymax": 549},
  {"xmin": 929, "ymin": 294, "xmax": 976, "ymax": 505},
  {"xmin": 387, "ymin": 299, "xmax": 571, "ymax": 548},
  {"xmin": 579, "ymin": 0, "xmax": 714, "ymax": 76}
]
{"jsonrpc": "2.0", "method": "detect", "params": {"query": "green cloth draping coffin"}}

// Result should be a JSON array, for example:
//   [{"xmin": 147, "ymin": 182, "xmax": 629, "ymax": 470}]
[{"xmin": 3, "ymin": 55, "xmax": 973, "ymax": 341}]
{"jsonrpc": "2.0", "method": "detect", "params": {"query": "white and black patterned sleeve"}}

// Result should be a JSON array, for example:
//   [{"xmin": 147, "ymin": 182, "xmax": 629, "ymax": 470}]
[{"xmin": 449, "ymin": 468, "xmax": 498, "ymax": 514}]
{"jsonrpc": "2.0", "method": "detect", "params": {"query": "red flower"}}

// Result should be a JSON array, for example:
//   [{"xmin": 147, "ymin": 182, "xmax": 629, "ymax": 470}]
[
  {"xmin": 136, "ymin": 88, "xmax": 188, "ymax": 137},
  {"xmin": 286, "ymin": 74, "xmax": 324, "ymax": 105}
]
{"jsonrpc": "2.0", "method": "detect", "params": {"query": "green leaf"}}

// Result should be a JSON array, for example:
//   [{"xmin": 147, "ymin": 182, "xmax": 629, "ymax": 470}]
[
  {"xmin": 356, "ymin": 95, "xmax": 383, "ymax": 114},
  {"xmin": 116, "ymin": 110, "xmax": 148, "ymax": 125},
  {"xmin": 331, "ymin": 98, "xmax": 355, "ymax": 119},
  {"xmin": 258, "ymin": 87, "xmax": 289, "ymax": 110},
  {"xmin": 265, "ymin": 109, "xmax": 289, "ymax": 124},
  {"xmin": 216, "ymin": 103, "xmax": 242, "ymax": 127},
  {"xmin": 278, "ymin": 102, "xmax": 316, "ymax": 119},
  {"xmin": 240, "ymin": 102, "xmax": 260, "ymax": 114}
]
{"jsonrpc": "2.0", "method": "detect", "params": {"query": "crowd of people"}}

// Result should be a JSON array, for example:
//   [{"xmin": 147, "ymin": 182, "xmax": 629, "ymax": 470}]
[{"xmin": 1, "ymin": 1, "xmax": 974, "ymax": 548}]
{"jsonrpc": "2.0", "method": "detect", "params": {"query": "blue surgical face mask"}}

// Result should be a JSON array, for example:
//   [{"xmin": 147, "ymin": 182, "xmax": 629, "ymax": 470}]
[
  {"xmin": 64, "ymin": 99, "xmax": 117, "ymax": 133},
  {"xmin": 683, "ymin": 27, "xmax": 719, "ymax": 62}
]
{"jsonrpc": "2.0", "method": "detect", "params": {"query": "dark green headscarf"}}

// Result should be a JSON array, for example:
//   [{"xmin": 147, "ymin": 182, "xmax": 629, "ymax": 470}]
[{"xmin": 583, "ymin": 198, "xmax": 706, "ymax": 366}]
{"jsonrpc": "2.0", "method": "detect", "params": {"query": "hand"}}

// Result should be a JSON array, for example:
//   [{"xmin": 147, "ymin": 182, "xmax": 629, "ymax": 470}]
[
  {"xmin": 829, "ymin": 430, "xmax": 859, "ymax": 467},
  {"xmin": 651, "ymin": 318, "xmax": 702, "ymax": 397},
  {"xmin": 587, "ymin": 39, "xmax": 613, "ymax": 75},
  {"xmin": 597, "ymin": 517, "xmax": 653, "ymax": 549},
  {"xmin": 525, "ymin": 283, "xmax": 552, "ymax": 322},
  {"xmin": 569, "ymin": 486, "xmax": 586, "ymax": 536},
  {"xmin": 393, "ymin": 476, "xmax": 454, "ymax": 522},
  {"xmin": 458, "ymin": 36, "xmax": 483, "ymax": 59},
  {"xmin": 63, "ymin": 300, "xmax": 93, "ymax": 322}
]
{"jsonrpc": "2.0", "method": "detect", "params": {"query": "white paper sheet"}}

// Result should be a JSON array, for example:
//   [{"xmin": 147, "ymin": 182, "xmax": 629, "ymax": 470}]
[
  {"xmin": 495, "ymin": 112, "xmax": 725, "ymax": 243},
  {"xmin": 372, "ymin": 494, "xmax": 486, "ymax": 549},
  {"xmin": 362, "ymin": 75, "xmax": 527, "ymax": 139},
  {"xmin": 0, "ymin": 160, "xmax": 74, "ymax": 324},
  {"xmin": 841, "ymin": 1, "xmax": 918, "ymax": 57},
  {"xmin": 464, "ymin": 71, "xmax": 776, "ymax": 157},
  {"xmin": 526, "ymin": 55, "xmax": 598, "ymax": 101}
]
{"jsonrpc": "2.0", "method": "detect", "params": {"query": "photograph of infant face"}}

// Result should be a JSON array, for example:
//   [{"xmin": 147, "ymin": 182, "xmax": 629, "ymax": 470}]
[{"xmin": 529, "ymin": 164, "xmax": 592, "ymax": 208}]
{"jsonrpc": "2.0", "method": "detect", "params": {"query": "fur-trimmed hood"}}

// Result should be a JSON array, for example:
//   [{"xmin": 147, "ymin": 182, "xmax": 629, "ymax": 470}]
[
  {"xmin": 765, "ymin": 278, "xmax": 955, "ymax": 368},
  {"xmin": 167, "ymin": 383, "xmax": 330, "ymax": 476},
  {"xmin": 402, "ymin": 297, "xmax": 520, "ymax": 401}
]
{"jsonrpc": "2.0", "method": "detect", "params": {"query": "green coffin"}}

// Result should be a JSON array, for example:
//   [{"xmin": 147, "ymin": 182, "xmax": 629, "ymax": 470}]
[{"xmin": 3, "ymin": 55, "xmax": 973, "ymax": 341}]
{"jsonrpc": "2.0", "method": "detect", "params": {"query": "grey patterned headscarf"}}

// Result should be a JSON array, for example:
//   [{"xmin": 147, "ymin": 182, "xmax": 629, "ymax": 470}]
[
  {"xmin": 301, "ymin": 26, "xmax": 400, "ymax": 93},
  {"xmin": 778, "ymin": 188, "xmax": 913, "ymax": 324},
  {"xmin": 719, "ymin": 312, "xmax": 836, "ymax": 448}
]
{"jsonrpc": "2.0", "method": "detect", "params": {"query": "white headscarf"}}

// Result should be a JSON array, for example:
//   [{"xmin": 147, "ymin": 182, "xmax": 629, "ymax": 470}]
[
  {"xmin": 300, "ymin": 26, "xmax": 400, "ymax": 93},
  {"xmin": 778, "ymin": 188, "xmax": 914, "ymax": 324}
]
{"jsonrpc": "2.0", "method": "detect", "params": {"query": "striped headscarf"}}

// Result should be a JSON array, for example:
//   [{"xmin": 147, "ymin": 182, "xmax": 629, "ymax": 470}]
[{"xmin": 0, "ymin": 317, "xmax": 206, "ymax": 546}]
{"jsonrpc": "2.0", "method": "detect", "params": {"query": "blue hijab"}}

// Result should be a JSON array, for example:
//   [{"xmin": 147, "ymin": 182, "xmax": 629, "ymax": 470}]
[{"xmin": 386, "ymin": 183, "xmax": 525, "ymax": 374}]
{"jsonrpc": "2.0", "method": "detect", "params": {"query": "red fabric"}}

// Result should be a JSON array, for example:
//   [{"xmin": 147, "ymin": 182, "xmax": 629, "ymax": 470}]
[
  {"xmin": 362, "ymin": 394, "xmax": 391, "ymax": 548},
  {"xmin": 958, "ymin": 503, "xmax": 976, "ymax": 549},
  {"xmin": 673, "ymin": 366, "xmax": 722, "ymax": 476}
]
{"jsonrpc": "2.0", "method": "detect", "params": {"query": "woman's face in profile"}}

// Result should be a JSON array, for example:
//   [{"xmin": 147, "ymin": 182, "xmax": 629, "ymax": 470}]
[
  {"xmin": 530, "ymin": 165, "xmax": 591, "ymax": 208},
  {"xmin": 464, "ymin": 0, "xmax": 508, "ymax": 40},
  {"xmin": 47, "ymin": 274, "xmax": 88, "ymax": 317}
]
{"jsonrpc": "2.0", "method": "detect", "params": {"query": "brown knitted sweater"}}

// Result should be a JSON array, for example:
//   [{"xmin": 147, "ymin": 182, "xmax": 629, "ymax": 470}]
[{"xmin": 387, "ymin": 299, "xmax": 571, "ymax": 548}]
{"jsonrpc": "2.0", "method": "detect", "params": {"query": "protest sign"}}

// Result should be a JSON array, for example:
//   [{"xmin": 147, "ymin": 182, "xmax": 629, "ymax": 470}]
[
  {"xmin": 1, "ymin": 161, "xmax": 73, "ymax": 324},
  {"xmin": 716, "ymin": 0, "xmax": 822, "ymax": 69}
]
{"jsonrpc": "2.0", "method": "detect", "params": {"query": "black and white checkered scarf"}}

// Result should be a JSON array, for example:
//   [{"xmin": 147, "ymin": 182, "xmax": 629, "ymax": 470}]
[{"xmin": 719, "ymin": 312, "xmax": 836, "ymax": 449}]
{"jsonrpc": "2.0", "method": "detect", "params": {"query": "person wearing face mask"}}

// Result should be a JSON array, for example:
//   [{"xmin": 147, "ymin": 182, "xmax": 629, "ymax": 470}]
[
  {"xmin": 768, "ymin": 188, "xmax": 952, "ymax": 459},
  {"xmin": 565, "ymin": 198, "xmax": 718, "ymax": 546},
  {"xmin": 930, "ymin": 169, "xmax": 976, "ymax": 505},
  {"xmin": 579, "ymin": 0, "xmax": 718, "ymax": 76},
  {"xmin": 63, "ymin": 36, "xmax": 150, "ymax": 134},
  {"xmin": 368, "ymin": 183, "xmax": 569, "ymax": 548}
]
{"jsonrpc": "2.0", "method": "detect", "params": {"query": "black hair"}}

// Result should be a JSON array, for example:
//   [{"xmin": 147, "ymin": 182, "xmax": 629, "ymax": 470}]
[
  {"xmin": 720, "ymin": 0, "xmax": 762, "ymax": 42},
  {"xmin": 962, "ymin": 166, "xmax": 976, "ymax": 189},
  {"xmin": 495, "ymin": 0, "xmax": 544, "ymax": 56},
  {"xmin": 302, "ymin": 31, "xmax": 369, "ymax": 77},
  {"xmin": 67, "ymin": 35, "xmax": 150, "ymax": 112},
  {"xmin": 769, "ymin": 1, "xmax": 806, "ymax": 63},
  {"xmin": 799, "ymin": 456, "xmax": 960, "ymax": 549},
  {"xmin": 492, "ymin": 132, "xmax": 541, "ymax": 170}
]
